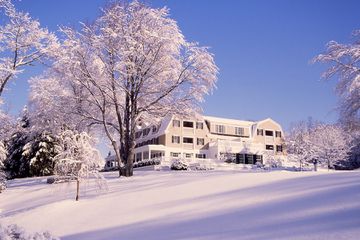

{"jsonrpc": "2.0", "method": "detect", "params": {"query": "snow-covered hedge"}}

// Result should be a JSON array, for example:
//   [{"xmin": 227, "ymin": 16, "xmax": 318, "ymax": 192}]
[
  {"xmin": 0, "ymin": 224, "xmax": 59, "ymax": 240},
  {"xmin": 133, "ymin": 159, "xmax": 161, "ymax": 169}
]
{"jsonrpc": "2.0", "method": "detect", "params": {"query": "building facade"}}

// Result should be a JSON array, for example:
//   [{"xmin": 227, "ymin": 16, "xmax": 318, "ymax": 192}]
[{"xmin": 105, "ymin": 115, "xmax": 286, "ymax": 169}]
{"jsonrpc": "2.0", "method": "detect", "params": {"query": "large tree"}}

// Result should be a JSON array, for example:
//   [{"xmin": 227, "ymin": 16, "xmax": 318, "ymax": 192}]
[
  {"xmin": 313, "ymin": 30, "xmax": 360, "ymax": 127},
  {"xmin": 0, "ymin": 0, "xmax": 58, "ymax": 96},
  {"xmin": 49, "ymin": 1, "xmax": 218, "ymax": 177}
]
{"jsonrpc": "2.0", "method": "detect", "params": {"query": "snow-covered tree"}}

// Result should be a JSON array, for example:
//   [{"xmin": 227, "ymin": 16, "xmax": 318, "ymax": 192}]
[
  {"xmin": 286, "ymin": 121, "xmax": 314, "ymax": 170},
  {"xmin": 54, "ymin": 130, "xmax": 106, "ymax": 201},
  {"xmin": 28, "ymin": 74, "xmax": 89, "ymax": 134},
  {"xmin": 51, "ymin": 1, "xmax": 218, "ymax": 177},
  {"xmin": 0, "ymin": 0, "xmax": 58, "ymax": 96},
  {"xmin": 4, "ymin": 107, "xmax": 31, "ymax": 178},
  {"xmin": 311, "ymin": 124, "xmax": 352, "ymax": 170},
  {"xmin": 0, "ymin": 98, "xmax": 13, "ymax": 141},
  {"xmin": 313, "ymin": 30, "xmax": 360, "ymax": 124},
  {"xmin": 26, "ymin": 131, "xmax": 60, "ymax": 176}
]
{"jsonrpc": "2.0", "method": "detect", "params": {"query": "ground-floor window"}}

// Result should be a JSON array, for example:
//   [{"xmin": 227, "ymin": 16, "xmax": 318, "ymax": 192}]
[
  {"xmin": 266, "ymin": 145, "xmax": 274, "ymax": 150},
  {"xmin": 185, "ymin": 153, "xmax": 193, "ymax": 158},
  {"xmin": 235, "ymin": 154, "xmax": 263, "ymax": 164},
  {"xmin": 196, "ymin": 153, "xmax": 206, "ymax": 159},
  {"xmin": 171, "ymin": 152, "xmax": 181, "ymax": 157}
]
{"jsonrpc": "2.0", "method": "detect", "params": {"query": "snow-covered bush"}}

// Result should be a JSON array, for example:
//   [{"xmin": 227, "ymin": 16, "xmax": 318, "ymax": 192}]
[
  {"xmin": 171, "ymin": 159, "xmax": 189, "ymax": 171},
  {"xmin": 194, "ymin": 163, "xmax": 215, "ymax": 171},
  {"xmin": 266, "ymin": 158, "xmax": 283, "ymax": 169},
  {"xmin": 0, "ymin": 223, "xmax": 59, "ymax": 240},
  {"xmin": 54, "ymin": 130, "xmax": 107, "ymax": 201}
]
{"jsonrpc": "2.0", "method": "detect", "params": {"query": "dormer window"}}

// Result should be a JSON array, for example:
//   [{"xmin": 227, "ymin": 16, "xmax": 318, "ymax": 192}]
[
  {"xmin": 135, "ymin": 131, "xmax": 142, "ymax": 139},
  {"xmin": 215, "ymin": 125, "xmax": 225, "ymax": 134},
  {"xmin": 257, "ymin": 129, "xmax": 264, "ymax": 136},
  {"xmin": 152, "ymin": 125, "xmax": 158, "ymax": 133},
  {"xmin": 142, "ymin": 128, "xmax": 150, "ymax": 136},
  {"xmin": 235, "ymin": 127, "xmax": 244, "ymax": 136}
]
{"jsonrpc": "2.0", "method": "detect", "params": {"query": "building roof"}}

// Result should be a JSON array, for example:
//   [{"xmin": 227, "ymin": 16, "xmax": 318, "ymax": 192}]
[{"xmin": 203, "ymin": 115, "xmax": 255, "ymax": 127}]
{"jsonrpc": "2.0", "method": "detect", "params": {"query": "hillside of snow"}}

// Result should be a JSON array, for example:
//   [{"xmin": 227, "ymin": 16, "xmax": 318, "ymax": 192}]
[{"xmin": 1, "ymin": 169, "xmax": 360, "ymax": 240}]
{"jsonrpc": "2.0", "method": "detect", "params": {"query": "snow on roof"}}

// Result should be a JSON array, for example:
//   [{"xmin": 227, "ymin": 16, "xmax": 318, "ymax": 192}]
[{"xmin": 203, "ymin": 115, "xmax": 255, "ymax": 126}]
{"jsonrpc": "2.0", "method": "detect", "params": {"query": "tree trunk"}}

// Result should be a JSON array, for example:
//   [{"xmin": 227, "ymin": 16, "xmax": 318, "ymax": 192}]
[
  {"xmin": 120, "ymin": 164, "xmax": 133, "ymax": 177},
  {"xmin": 76, "ymin": 179, "xmax": 80, "ymax": 201},
  {"xmin": 313, "ymin": 160, "xmax": 318, "ymax": 172}
]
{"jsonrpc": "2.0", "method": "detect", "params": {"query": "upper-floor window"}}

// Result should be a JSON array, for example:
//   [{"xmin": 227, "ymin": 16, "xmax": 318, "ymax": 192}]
[
  {"xmin": 275, "ymin": 131, "xmax": 282, "ymax": 138},
  {"xmin": 265, "ymin": 130, "xmax": 274, "ymax": 136},
  {"xmin": 197, "ymin": 138, "xmax": 205, "ymax": 145},
  {"xmin": 183, "ymin": 121, "xmax": 194, "ymax": 128},
  {"xmin": 215, "ymin": 124, "xmax": 225, "ymax": 134},
  {"xmin": 183, "ymin": 137, "xmax": 193, "ymax": 144},
  {"xmin": 135, "ymin": 131, "xmax": 142, "ymax": 139},
  {"xmin": 276, "ymin": 145, "xmax": 283, "ymax": 152},
  {"xmin": 257, "ymin": 129, "xmax": 264, "ymax": 136},
  {"xmin": 172, "ymin": 136, "xmax": 180, "ymax": 144},
  {"xmin": 142, "ymin": 128, "xmax": 150, "ymax": 136},
  {"xmin": 152, "ymin": 125, "xmax": 158, "ymax": 133},
  {"xmin": 266, "ymin": 145, "xmax": 274, "ymax": 150},
  {"xmin": 235, "ymin": 127, "xmax": 244, "ymax": 136},
  {"xmin": 173, "ymin": 120, "xmax": 180, "ymax": 127},
  {"xmin": 196, "ymin": 122, "xmax": 204, "ymax": 129}
]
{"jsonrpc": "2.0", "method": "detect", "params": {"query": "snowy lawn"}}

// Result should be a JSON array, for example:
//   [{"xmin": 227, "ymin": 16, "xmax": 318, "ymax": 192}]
[{"xmin": 1, "ymin": 169, "xmax": 360, "ymax": 240}]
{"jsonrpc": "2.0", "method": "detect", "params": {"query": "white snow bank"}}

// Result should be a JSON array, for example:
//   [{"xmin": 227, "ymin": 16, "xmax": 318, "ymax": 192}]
[{"xmin": 0, "ymin": 170, "xmax": 359, "ymax": 240}]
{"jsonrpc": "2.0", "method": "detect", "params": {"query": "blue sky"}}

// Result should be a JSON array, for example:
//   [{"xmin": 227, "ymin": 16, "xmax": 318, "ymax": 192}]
[{"xmin": 3, "ymin": 0, "xmax": 360, "ymax": 132}]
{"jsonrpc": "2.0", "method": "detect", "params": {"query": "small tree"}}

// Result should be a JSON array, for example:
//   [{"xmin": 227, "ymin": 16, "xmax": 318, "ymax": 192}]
[{"xmin": 54, "ymin": 130, "xmax": 106, "ymax": 201}]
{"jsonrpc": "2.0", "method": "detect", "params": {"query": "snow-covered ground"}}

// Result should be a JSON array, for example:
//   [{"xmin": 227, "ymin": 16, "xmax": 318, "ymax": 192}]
[{"xmin": 1, "ymin": 169, "xmax": 360, "ymax": 240}]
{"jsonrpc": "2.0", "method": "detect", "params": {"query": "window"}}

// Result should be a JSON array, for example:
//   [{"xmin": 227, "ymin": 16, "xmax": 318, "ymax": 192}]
[
  {"xmin": 265, "ymin": 130, "xmax": 274, "ymax": 136},
  {"xmin": 185, "ymin": 153, "xmax": 192, "ymax": 158},
  {"xmin": 235, "ymin": 127, "xmax": 244, "ymax": 136},
  {"xmin": 170, "ymin": 152, "xmax": 180, "ymax": 157},
  {"xmin": 196, "ymin": 153, "xmax": 206, "ymax": 159},
  {"xmin": 257, "ymin": 129, "xmax": 264, "ymax": 136},
  {"xmin": 215, "ymin": 124, "xmax": 225, "ymax": 134},
  {"xmin": 266, "ymin": 145, "xmax": 274, "ymax": 150},
  {"xmin": 196, "ymin": 122, "xmax": 204, "ymax": 129},
  {"xmin": 275, "ymin": 131, "xmax": 282, "ymax": 138},
  {"xmin": 173, "ymin": 120, "xmax": 180, "ymax": 127},
  {"xmin": 142, "ymin": 128, "xmax": 150, "ymax": 136},
  {"xmin": 136, "ymin": 153, "xmax": 142, "ymax": 162},
  {"xmin": 183, "ymin": 137, "xmax": 193, "ymax": 144},
  {"xmin": 152, "ymin": 125, "xmax": 158, "ymax": 133},
  {"xmin": 135, "ymin": 131, "xmax": 142, "ymax": 139},
  {"xmin": 276, "ymin": 145, "xmax": 283, "ymax": 152},
  {"xmin": 197, "ymin": 138, "xmax": 205, "ymax": 145},
  {"xmin": 172, "ymin": 136, "xmax": 180, "ymax": 144},
  {"xmin": 183, "ymin": 121, "xmax": 194, "ymax": 128}
]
